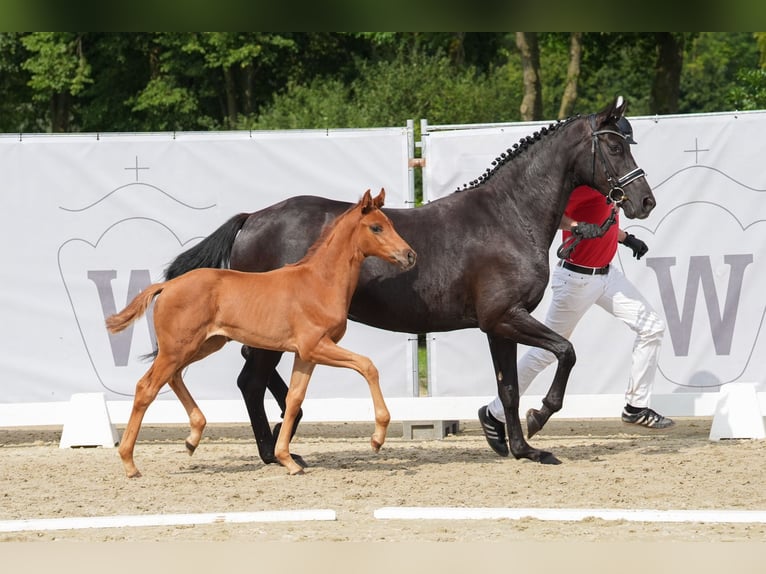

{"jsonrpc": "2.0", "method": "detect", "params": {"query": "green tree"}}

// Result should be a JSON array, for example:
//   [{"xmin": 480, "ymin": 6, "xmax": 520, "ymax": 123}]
[
  {"xmin": 680, "ymin": 32, "xmax": 760, "ymax": 113},
  {"xmin": 1, "ymin": 33, "xmax": 764, "ymax": 134},
  {"xmin": 0, "ymin": 33, "xmax": 36, "ymax": 132},
  {"xmin": 21, "ymin": 32, "xmax": 93, "ymax": 132}
]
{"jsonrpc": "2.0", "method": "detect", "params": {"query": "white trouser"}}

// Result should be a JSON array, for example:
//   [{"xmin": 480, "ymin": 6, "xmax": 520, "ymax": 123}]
[{"xmin": 489, "ymin": 262, "xmax": 665, "ymax": 422}]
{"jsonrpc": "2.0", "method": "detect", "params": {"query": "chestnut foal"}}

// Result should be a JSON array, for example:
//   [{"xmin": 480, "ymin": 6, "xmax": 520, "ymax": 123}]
[{"xmin": 107, "ymin": 189, "xmax": 416, "ymax": 477}]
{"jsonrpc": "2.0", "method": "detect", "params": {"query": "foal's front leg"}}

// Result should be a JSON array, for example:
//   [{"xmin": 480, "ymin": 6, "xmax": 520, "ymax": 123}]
[
  {"xmin": 274, "ymin": 356, "xmax": 316, "ymax": 475},
  {"xmin": 307, "ymin": 338, "xmax": 390, "ymax": 453}
]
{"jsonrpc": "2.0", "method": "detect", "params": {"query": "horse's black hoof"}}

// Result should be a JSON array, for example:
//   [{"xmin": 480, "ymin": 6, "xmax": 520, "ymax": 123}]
[
  {"xmin": 526, "ymin": 408, "xmax": 544, "ymax": 438},
  {"xmin": 185, "ymin": 440, "xmax": 197, "ymax": 455},
  {"xmin": 258, "ymin": 449, "xmax": 278, "ymax": 465},
  {"xmin": 540, "ymin": 452, "xmax": 562, "ymax": 465},
  {"xmin": 291, "ymin": 453, "xmax": 308, "ymax": 469}
]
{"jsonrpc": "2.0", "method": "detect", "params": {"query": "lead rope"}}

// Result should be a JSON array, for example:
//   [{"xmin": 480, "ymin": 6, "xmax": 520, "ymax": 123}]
[{"xmin": 556, "ymin": 203, "xmax": 618, "ymax": 260}]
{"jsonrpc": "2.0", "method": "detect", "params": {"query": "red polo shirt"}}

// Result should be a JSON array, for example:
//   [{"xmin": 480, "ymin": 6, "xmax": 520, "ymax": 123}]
[{"xmin": 561, "ymin": 185, "xmax": 619, "ymax": 268}]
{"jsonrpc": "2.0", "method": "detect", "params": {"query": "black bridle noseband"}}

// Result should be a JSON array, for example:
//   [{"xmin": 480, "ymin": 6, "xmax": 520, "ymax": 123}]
[{"xmin": 588, "ymin": 114, "xmax": 646, "ymax": 205}]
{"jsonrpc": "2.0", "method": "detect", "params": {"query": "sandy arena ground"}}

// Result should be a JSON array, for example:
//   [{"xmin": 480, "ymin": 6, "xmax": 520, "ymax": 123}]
[{"xmin": 1, "ymin": 416, "xmax": 765, "ymax": 549}]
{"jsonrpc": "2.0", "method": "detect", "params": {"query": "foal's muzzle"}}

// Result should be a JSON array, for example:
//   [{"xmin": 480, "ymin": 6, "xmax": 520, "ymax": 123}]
[{"xmin": 397, "ymin": 249, "xmax": 417, "ymax": 269}]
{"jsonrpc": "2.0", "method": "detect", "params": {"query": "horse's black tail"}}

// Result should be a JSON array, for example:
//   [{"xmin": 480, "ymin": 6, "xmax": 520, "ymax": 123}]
[{"xmin": 164, "ymin": 212, "xmax": 251, "ymax": 279}]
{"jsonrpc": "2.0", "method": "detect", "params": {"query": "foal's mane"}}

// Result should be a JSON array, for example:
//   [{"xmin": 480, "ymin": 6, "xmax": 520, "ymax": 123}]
[
  {"xmin": 293, "ymin": 200, "xmax": 362, "ymax": 265},
  {"xmin": 456, "ymin": 115, "xmax": 579, "ymax": 192}
]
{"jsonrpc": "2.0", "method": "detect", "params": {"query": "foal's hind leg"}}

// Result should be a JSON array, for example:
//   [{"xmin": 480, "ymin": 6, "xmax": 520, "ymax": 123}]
[
  {"xmin": 119, "ymin": 356, "xmax": 178, "ymax": 478},
  {"xmin": 167, "ymin": 335, "xmax": 227, "ymax": 455},
  {"xmin": 167, "ymin": 372, "xmax": 206, "ymax": 455}
]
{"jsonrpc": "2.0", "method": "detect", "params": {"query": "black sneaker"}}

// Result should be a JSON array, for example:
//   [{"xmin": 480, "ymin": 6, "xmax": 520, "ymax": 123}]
[
  {"xmin": 478, "ymin": 406, "xmax": 509, "ymax": 457},
  {"xmin": 621, "ymin": 406, "xmax": 675, "ymax": 429}
]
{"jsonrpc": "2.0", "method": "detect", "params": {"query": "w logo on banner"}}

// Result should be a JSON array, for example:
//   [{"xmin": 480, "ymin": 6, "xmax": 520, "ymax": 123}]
[
  {"xmin": 88, "ymin": 269, "xmax": 156, "ymax": 366},
  {"xmin": 647, "ymin": 254, "xmax": 753, "ymax": 357},
  {"xmin": 58, "ymin": 218, "xmax": 190, "ymax": 396},
  {"xmin": 621, "ymin": 202, "xmax": 766, "ymax": 389}
]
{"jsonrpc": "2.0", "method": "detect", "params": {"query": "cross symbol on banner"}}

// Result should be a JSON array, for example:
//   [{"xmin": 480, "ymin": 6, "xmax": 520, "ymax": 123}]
[
  {"xmin": 683, "ymin": 137, "xmax": 710, "ymax": 164},
  {"xmin": 124, "ymin": 156, "xmax": 150, "ymax": 181}
]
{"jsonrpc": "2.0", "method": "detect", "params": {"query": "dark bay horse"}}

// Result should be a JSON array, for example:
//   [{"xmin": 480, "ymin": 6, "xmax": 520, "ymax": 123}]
[
  {"xmin": 108, "ymin": 189, "xmax": 416, "ymax": 477},
  {"xmin": 165, "ymin": 96, "xmax": 655, "ymax": 466}
]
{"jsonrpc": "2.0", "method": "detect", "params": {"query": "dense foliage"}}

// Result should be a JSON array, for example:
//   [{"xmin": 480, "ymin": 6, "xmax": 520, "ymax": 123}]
[{"xmin": 1, "ymin": 32, "xmax": 764, "ymax": 133}]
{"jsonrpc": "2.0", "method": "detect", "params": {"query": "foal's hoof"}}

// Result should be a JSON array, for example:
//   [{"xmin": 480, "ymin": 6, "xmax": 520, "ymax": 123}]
[
  {"xmin": 185, "ymin": 440, "xmax": 197, "ymax": 455},
  {"xmin": 371, "ymin": 438, "xmax": 382, "ymax": 453},
  {"xmin": 289, "ymin": 467, "xmax": 306, "ymax": 476},
  {"xmin": 127, "ymin": 470, "xmax": 142, "ymax": 479},
  {"xmin": 291, "ymin": 453, "xmax": 308, "ymax": 469},
  {"xmin": 526, "ymin": 408, "xmax": 545, "ymax": 439}
]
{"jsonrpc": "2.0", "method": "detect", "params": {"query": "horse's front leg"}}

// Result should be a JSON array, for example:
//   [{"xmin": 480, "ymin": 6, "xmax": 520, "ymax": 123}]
[
  {"xmin": 495, "ymin": 306, "xmax": 577, "ymax": 441},
  {"xmin": 487, "ymin": 335, "xmax": 557, "ymax": 465},
  {"xmin": 274, "ymin": 356, "xmax": 316, "ymax": 475},
  {"xmin": 238, "ymin": 347, "xmax": 306, "ymax": 468}
]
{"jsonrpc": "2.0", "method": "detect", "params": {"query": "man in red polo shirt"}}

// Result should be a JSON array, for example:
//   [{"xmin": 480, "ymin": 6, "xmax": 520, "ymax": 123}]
[{"xmin": 478, "ymin": 178, "xmax": 674, "ymax": 457}]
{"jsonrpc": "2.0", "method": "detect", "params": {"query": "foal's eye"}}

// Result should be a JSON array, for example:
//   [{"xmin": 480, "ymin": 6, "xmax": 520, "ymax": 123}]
[{"xmin": 370, "ymin": 224, "xmax": 383, "ymax": 234}]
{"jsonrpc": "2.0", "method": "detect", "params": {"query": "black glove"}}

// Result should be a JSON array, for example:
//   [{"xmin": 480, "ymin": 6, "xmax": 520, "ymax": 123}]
[
  {"xmin": 622, "ymin": 233, "xmax": 648, "ymax": 260},
  {"xmin": 571, "ymin": 222, "xmax": 604, "ymax": 239}
]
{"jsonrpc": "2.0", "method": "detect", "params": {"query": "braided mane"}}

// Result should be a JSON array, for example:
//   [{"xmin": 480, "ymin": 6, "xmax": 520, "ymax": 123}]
[{"xmin": 456, "ymin": 115, "xmax": 579, "ymax": 192}]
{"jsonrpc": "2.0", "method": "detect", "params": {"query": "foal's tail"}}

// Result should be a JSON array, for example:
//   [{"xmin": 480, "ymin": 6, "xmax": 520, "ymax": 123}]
[
  {"xmin": 106, "ymin": 283, "xmax": 165, "ymax": 334},
  {"xmin": 164, "ymin": 212, "xmax": 251, "ymax": 280}
]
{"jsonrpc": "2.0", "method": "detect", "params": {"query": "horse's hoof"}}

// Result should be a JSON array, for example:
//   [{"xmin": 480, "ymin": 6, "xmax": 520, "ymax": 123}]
[
  {"xmin": 289, "ymin": 468, "xmax": 306, "ymax": 476},
  {"xmin": 127, "ymin": 470, "xmax": 142, "ymax": 479},
  {"xmin": 526, "ymin": 408, "xmax": 544, "ymax": 438},
  {"xmin": 291, "ymin": 453, "xmax": 308, "ymax": 468},
  {"xmin": 371, "ymin": 438, "xmax": 382, "ymax": 452},
  {"xmin": 540, "ymin": 452, "xmax": 562, "ymax": 465},
  {"xmin": 185, "ymin": 440, "xmax": 197, "ymax": 455}
]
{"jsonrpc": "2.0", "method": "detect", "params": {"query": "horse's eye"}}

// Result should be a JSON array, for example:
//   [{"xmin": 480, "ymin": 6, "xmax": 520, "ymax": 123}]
[{"xmin": 370, "ymin": 224, "xmax": 383, "ymax": 234}]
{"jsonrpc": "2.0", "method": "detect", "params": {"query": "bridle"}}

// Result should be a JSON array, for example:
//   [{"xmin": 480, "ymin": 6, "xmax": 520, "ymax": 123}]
[
  {"xmin": 588, "ymin": 114, "xmax": 646, "ymax": 205},
  {"xmin": 556, "ymin": 115, "xmax": 646, "ymax": 260}
]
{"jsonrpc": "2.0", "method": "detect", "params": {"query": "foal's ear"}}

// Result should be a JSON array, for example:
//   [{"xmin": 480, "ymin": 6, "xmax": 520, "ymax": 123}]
[
  {"xmin": 360, "ymin": 188, "xmax": 374, "ymax": 213},
  {"xmin": 373, "ymin": 188, "xmax": 386, "ymax": 209}
]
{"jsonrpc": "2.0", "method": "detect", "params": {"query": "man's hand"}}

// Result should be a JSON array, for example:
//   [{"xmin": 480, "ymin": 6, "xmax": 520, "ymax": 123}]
[
  {"xmin": 571, "ymin": 222, "xmax": 604, "ymax": 239},
  {"xmin": 622, "ymin": 233, "xmax": 648, "ymax": 260}
]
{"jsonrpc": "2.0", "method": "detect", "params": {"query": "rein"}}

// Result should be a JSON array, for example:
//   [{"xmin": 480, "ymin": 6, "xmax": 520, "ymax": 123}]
[{"xmin": 556, "ymin": 203, "xmax": 618, "ymax": 260}]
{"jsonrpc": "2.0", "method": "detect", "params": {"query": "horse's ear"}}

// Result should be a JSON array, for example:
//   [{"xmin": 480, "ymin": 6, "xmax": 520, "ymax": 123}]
[
  {"xmin": 596, "ymin": 95, "xmax": 628, "ymax": 127},
  {"xmin": 373, "ymin": 188, "xmax": 386, "ymax": 209},
  {"xmin": 613, "ymin": 95, "xmax": 627, "ymax": 118},
  {"xmin": 360, "ymin": 189, "xmax": 374, "ymax": 213},
  {"xmin": 605, "ymin": 95, "xmax": 627, "ymax": 119}
]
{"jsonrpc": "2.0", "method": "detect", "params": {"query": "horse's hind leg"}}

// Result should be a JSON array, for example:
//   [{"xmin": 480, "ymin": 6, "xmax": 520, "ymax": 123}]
[
  {"xmin": 274, "ymin": 356, "xmax": 316, "ymax": 475},
  {"xmin": 119, "ymin": 356, "xmax": 178, "ymax": 478}
]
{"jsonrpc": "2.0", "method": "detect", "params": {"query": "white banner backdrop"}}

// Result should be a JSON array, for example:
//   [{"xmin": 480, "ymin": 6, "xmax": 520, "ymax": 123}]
[
  {"xmin": 423, "ymin": 111, "xmax": 766, "ymax": 415},
  {"xmin": 0, "ymin": 128, "xmax": 416, "ymax": 424}
]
